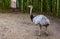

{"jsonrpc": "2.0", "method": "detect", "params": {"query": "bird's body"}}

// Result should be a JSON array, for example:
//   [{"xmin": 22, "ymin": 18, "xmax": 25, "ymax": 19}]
[{"xmin": 33, "ymin": 15, "xmax": 50, "ymax": 25}]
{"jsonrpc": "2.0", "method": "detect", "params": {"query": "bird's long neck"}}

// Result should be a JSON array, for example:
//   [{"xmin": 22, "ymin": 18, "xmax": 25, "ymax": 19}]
[
  {"xmin": 30, "ymin": 7, "xmax": 34, "ymax": 22},
  {"xmin": 30, "ymin": 7, "xmax": 32, "ymax": 15}
]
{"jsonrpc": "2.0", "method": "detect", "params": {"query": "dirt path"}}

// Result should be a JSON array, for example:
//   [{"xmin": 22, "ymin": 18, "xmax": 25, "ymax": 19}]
[{"xmin": 0, "ymin": 13, "xmax": 60, "ymax": 39}]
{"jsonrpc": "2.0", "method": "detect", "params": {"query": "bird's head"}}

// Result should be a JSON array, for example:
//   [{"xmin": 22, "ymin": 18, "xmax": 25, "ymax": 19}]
[{"xmin": 28, "ymin": 5, "xmax": 33, "ymax": 9}]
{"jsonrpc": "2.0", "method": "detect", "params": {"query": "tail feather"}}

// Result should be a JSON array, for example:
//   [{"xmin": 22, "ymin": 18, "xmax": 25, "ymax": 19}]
[{"xmin": 41, "ymin": 16, "xmax": 50, "ymax": 25}]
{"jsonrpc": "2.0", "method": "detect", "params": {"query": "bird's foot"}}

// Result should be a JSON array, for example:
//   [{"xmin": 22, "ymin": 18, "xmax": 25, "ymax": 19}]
[
  {"xmin": 36, "ymin": 32, "xmax": 42, "ymax": 36},
  {"xmin": 44, "ymin": 31, "xmax": 49, "ymax": 36}
]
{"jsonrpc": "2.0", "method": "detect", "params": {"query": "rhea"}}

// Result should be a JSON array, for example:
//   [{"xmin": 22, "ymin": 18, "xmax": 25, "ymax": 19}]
[{"xmin": 28, "ymin": 5, "xmax": 50, "ymax": 36}]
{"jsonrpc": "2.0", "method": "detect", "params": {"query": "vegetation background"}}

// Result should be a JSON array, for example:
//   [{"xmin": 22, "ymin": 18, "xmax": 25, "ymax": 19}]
[{"xmin": 0, "ymin": 0, "xmax": 60, "ymax": 17}]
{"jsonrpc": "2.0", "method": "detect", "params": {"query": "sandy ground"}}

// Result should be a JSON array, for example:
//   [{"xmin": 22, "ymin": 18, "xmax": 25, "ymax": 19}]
[{"xmin": 0, "ymin": 12, "xmax": 60, "ymax": 39}]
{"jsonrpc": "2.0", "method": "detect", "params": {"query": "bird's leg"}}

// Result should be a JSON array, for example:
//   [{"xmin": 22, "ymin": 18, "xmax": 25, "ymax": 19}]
[
  {"xmin": 45, "ymin": 24, "xmax": 49, "ymax": 33},
  {"xmin": 39, "ymin": 25, "xmax": 42, "ymax": 36},
  {"xmin": 39, "ymin": 24, "xmax": 42, "ymax": 31},
  {"xmin": 44, "ymin": 25, "xmax": 48, "ymax": 36},
  {"xmin": 45, "ymin": 26, "xmax": 47, "ymax": 31}
]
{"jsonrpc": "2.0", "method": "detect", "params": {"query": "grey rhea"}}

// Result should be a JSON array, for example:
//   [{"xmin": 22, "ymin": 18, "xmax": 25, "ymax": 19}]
[{"xmin": 28, "ymin": 5, "xmax": 50, "ymax": 36}]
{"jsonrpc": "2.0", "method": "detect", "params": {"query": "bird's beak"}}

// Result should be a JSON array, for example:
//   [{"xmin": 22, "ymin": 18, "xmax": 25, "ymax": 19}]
[{"xmin": 27, "ymin": 6, "xmax": 30, "ymax": 7}]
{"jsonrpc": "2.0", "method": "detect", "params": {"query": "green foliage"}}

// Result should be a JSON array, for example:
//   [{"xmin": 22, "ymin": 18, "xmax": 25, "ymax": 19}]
[
  {"xmin": 0, "ymin": 0, "xmax": 10, "ymax": 9},
  {"xmin": 0, "ymin": 0, "xmax": 60, "ymax": 17},
  {"xmin": 57, "ymin": 0, "xmax": 60, "ymax": 16},
  {"xmin": 0, "ymin": 0, "xmax": 3, "ymax": 8}
]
